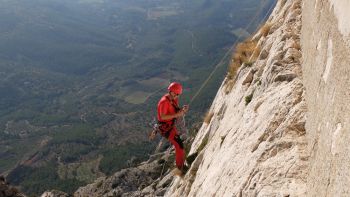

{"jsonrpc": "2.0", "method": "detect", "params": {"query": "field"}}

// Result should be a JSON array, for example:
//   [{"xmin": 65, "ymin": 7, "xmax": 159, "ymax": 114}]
[{"xmin": 0, "ymin": 0, "xmax": 276, "ymax": 195}]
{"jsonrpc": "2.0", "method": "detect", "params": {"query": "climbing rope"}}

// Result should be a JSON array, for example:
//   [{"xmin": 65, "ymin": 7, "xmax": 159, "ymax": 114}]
[
  {"xmin": 233, "ymin": 0, "xmax": 277, "ymax": 84},
  {"xmin": 188, "ymin": 0, "xmax": 275, "ymax": 105},
  {"xmin": 145, "ymin": 0, "xmax": 275, "ymax": 105},
  {"xmin": 153, "ymin": 0, "xmax": 276, "ymax": 179}
]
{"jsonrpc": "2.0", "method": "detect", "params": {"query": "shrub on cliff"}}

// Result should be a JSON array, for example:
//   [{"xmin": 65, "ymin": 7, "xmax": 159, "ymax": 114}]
[{"xmin": 225, "ymin": 39, "xmax": 260, "ymax": 93}]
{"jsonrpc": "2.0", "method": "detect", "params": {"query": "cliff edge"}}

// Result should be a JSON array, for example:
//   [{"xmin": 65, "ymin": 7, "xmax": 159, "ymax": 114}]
[
  {"xmin": 166, "ymin": 0, "xmax": 307, "ymax": 196},
  {"xmin": 58, "ymin": 0, "xmax": 350, "ymax": 196},
  {"xmin": 302, "ymin": 0, "xmax": 350, "ymax": 196}
]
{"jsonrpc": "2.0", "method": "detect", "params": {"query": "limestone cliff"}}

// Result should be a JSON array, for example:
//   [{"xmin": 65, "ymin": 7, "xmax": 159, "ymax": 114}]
[
  {"xmin": 54, "ymin": 0, "xmax": 350, "ymax": 196},
  {"xmin": 166, "ymin": 0, "xmax": 307, "ymax": 196},
  {"xmin": 164, "ymin": 0, "xmax": 350, "ymax": 196},
  {"xmin": 302, "ymin": 0, "xmax": 350, "ymax": 196}
]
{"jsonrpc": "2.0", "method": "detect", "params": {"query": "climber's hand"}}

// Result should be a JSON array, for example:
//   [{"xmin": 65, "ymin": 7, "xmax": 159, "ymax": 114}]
[
  {"xmin": 149, "ymin": 130, "xmax": 156, "ymax": 140},
  {"xmin": 182, "ymin": 105, "xmax": 189, "ymax": 113}
]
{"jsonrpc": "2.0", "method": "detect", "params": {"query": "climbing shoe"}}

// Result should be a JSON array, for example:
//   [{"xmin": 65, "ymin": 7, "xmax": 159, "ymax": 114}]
[{"xmin": 172, "ymin": 167, "xmax": 183, "ymax": 177}]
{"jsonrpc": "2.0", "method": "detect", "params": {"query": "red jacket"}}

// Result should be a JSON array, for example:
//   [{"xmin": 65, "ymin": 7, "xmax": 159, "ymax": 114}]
[{"xmin": 157, "ymin": 94, "xmax": 179, "ymax": 123}]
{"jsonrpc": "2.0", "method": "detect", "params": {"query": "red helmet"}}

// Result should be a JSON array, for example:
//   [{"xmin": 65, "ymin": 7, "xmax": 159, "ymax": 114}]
[{"xmin": 168, "ymin": 82, "xmax": 183, "ymax": 95}]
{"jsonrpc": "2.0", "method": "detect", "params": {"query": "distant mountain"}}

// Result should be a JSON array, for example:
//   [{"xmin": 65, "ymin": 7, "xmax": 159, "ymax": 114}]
[{"xmin": 0, "ymin": 0, "xmax": 275, "ymax": 195}]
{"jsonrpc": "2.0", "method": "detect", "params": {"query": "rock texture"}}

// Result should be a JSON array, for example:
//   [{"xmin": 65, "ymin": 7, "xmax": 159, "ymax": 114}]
[
  {"xmin": 165, "ymin": 0, "xmax": 309, "ymax": 196},
  {"xmin": 0, "ymin": 176, "xmax": 26, "ymax": 197},
  {"xmin": 41, "ymin": 190, "xmax": 69, "ymax": 197},
  {"xmin": 39, "ymin": 0, "xmax": 350, "ymax": 196},
  {"xmin": 73, "ymin": 145, "xmax": 175, "ymax": 197},
  {"xmin": 302, "ymin": 0, "xmax": 350, "ymax": 196}
]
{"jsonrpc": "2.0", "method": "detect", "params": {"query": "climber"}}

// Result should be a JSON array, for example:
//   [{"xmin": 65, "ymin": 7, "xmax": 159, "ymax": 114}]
[{"xmin": 150, "ymin": 82, "xmax": 189, "ymax": 176}]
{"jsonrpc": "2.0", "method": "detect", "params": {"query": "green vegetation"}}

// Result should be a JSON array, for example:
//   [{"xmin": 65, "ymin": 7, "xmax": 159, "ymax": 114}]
[
  {"xmin": 50, "ymin": 124, "xmax": 99, "ymax": 145},
  {"xmin": 7, "ymin": 161, "xmax": 85, "ymax": 196},
  {"xmin": 257, "ymin": 80, "xmax": 262, "ymax": 86},
  {"xmin": 0, "ymin": 0, "xmax": 275, "ymax": 195},
  {"xmin": 57, "ymin": 159, "xmax": 102, "ymax": 183},
  {"xmin": 243, "ymin": 61, "xmax": 255, "ymax": 67},
  {"xmin": 245, "ymin": 92, "xmax": 254, "ymax": 105},
  {"xmin": 99, "ymin": 142, "xmax": 154, "ymax": 175}
]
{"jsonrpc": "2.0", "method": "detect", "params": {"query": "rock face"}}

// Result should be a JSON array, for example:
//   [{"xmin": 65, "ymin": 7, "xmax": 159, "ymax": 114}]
[
  {"xmin": 302, "ymin": 0, "xmax": 350, "ymax": 196},
  {"xmin": 73, "ymin": 146, "xmax": 175, "ymax": 197},
  {"xmin": 165, "ymin": 0, "xmax": 308, "ymax": 196},
  {"xmin": 40, "ymin": 0, "xmax": 350, "ymax": 196},
  {"xmin": 41, "ymin": 190, "xmax": 69, "ymax": 197}
]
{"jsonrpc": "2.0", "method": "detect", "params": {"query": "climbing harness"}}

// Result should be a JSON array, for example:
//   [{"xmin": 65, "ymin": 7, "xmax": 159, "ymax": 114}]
[
  {"xmin": 151, "ymin": 0, "xmax": 276, "ymax": 178},
  {"xmin": 154, "ymin": 95, "xmax": 181, "ymax": 138}
]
